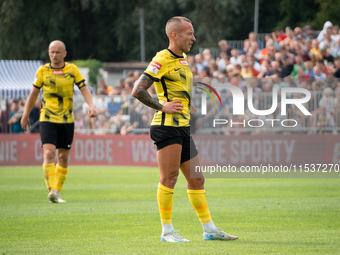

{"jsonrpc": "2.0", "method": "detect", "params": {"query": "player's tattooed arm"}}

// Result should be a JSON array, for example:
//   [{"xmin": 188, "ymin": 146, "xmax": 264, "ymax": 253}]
[
  {"xmin": 132, "ymin": 74, "xmax": 183, "ymax": 113},
  {"xmin": 131, "ymin": 74, "xmax": 163, "ymax": 111}
]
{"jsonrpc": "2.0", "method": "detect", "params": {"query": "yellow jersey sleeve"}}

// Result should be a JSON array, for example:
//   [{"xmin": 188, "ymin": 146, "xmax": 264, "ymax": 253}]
[
  {"xmin": 33, "ymin": 66, "xmax": 43, "ymax": 89},
  {"xmin": 73, "ymin": 65, "xmax": 86, "ymax": 89},
  {"xmin": 144, "ymin": 54, "xmax": 168, "ymax": 81}
]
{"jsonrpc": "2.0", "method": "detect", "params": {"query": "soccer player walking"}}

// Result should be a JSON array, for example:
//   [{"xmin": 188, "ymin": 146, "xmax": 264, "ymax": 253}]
[
  {"xmin": 132, "ymin": 17, "xmax": 238, "ymax": 242},
  {"xmin": 21, "ymin": 40, "xmax": 97, "ymax": 203}
]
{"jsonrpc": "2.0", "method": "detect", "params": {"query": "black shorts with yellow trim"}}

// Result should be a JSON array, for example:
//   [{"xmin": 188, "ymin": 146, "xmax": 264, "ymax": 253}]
[
  {"xmin": 40, "ymin": 122, "xmax": 74, "ymax": 149},
  {"xmin": 150, "ymin": 125, "xmax": 198, "ymax": 164}
]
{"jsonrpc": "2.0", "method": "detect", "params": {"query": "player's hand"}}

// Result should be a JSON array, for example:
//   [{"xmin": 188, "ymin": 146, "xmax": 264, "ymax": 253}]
[
  {"xmin": 190, "ymin": 105, "xmax": 197, "ymax": 115},
  {"xmin": 161, "ymin": 100, "xmax": 183, "ymax": 113},
  {"xmin": 88, "ymin": 107, "xmax": 97, "ymax": 117},
  {"xmin": 20, "ymin": 116, "xmax": 30, "ymax": 132}
]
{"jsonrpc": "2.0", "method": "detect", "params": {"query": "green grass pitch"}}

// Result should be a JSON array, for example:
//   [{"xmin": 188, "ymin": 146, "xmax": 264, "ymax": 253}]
[{"xmin": 0, "ymin": 166, "xmax": 339, "ymax": 254}]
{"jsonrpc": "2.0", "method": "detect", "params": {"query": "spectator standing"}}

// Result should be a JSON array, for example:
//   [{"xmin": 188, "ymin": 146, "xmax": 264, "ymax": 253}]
[
  {"xmin": 303, "ymin": 25, "xmax": 317, "ymax": 41},
  {"xmin": 257, "ymin": 60, "xmax": 274, "ymax": 78},
  {"xmin": 248, "ymin": 32, "xmax": 263, "ymax": 49},
  {"xmin": 195, "ymin": 54, "xmax": 207, "ymax": 73},
  {"xmin": 272, "ymin": 27, "xmax": 287, "ymax": 43},
  {"xmin": 281, "ymin": 55, "xmax": 294, "ymax": 78},
  {"xmin": 309, "ymin": 39, "xmax": 323, "ymax": 66},
  {"xmin": 317, "ymin": 21, "xmax": 333, "ymax": 42},
  {"xmin": 230, "ymin": 49, "xmax": 242, "ymax": 65},
  {"xmin": 333, "ymin": 58, "xmax": 340, "ymax": 78},
  {"xmin": 321, "ymin": 48, "xmax": 334, "ymax": 65},
  {"xmin": 319, "ymin": 30, "xmax": 336, "ymax": 50},
  {"xmin": 330, "ymin": 38, "xmax": 340, "ymax": 58},
  {"xmin": 331, "ymin": 25, "xmax": 340, "ymax": 42},
  {"xmin": 291, "ymin": 56, "xmax": 306, "ymax": 78},
  {"xmin": 28, "ymin": 99, "xmax": 41, "ymax": 133},
  {"xmin": 314, "ymin": 66, "xmax": 326, "ymax": 80},
  {"xmin": 8, "ymin": 99, "xmax": 24, "ymax": 133},
  {"xmin": 304, "ymin": 61, "xmax": 315, "ymax": 78},
  {"xmin": 218, "ymin": 39, "xmax": 232, "ymax": 56},
  {"xmin": 250, "ymin": 41, "xmax": 261, "ymax": 59},
  {"xmin": 217, "ymin": 51, "xmax": 230, "ymax": 72}
]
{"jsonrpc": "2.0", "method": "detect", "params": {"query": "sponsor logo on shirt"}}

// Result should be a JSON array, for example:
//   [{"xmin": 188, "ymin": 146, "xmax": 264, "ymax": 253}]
[
  {"xmin": 179, "ymin": 59, "xmax": 188, "ymax": 65},
  {"xmin": 34, "ymin": 74, "xmax": 38, "ymax": 83},
  {"xmin": 148, "ymin": 62, "xmax": 162, "ymax": 75},
  {"xmin": 53, "ymin": 70, "xmax": 64, "ymax": 74}
]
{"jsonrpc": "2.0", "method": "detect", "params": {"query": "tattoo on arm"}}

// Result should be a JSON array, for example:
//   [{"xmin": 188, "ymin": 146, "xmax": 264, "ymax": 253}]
[{"xmin": 132, "ymin": 74, "xmax": 163, "ymax": 111}]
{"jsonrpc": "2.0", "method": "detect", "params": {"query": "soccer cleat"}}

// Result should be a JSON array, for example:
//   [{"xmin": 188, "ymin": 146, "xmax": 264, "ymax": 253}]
[
  {"xmin": 203, "ymin": 228, "xmax": 238, "ymax": 241},
  {"xmin": 161, "ymin": 230, "xmax": 190, "ymax": 242},
  {"xmin": 48, "ymin": 189, "xmax": 66, "ymax": 203},
  {"xmin": 48, "ymin": 189, "xmax": 58, "ymax": 203}
]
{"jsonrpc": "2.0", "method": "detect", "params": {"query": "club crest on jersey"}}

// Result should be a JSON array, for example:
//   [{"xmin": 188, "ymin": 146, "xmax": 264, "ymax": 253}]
[
  {"xmin": 64, "ymin": 73, "xmax": 71, "ymax": 79},
  {"xmin": 149, "ymin": 62, "xmax": 162, "ymax": 75},
  {"xmin": 53, "ymin": 70, "xmax": 64, "ymax": 74},
  {"xmin": 179, "ymin": 59, "xmax": 188, "ymax": 65}
]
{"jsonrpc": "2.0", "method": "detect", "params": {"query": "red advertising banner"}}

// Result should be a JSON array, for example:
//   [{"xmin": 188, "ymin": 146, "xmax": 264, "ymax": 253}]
[
  {"xmin": 0, "ymin": 134, "xmax": 339, "ymax": 166},
  {"xmin": 192, "ymin": 134, "xmax": 340, "ymax": 166},
  {"xmin": 0, "ymin": 134, "xmax": 158, "ymax": 166}
]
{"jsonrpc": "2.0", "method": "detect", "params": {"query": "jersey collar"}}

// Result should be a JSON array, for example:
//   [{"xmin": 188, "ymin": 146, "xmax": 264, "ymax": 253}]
[
  {"xmin": 167, "ymin": 49, "xmax": 184, "ymax": 59},
  {"xmin": 50, "ymin": 63, "xmax": 65, "ymax": 69}
]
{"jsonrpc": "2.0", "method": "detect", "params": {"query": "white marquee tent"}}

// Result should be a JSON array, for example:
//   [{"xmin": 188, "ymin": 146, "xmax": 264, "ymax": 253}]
[{"xmin": 0, "ymin": 60, "xmax": 43, "ymax": 99}]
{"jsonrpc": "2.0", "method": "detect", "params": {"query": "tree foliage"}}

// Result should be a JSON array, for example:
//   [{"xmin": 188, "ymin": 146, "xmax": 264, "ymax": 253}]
[{"xmin": 0, "ymin": 0, "xmax": 335, "ymax": 62}]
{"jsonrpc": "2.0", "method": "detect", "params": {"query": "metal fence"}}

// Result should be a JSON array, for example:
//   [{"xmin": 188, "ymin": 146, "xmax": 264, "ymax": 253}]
[{"xmin": 2, "ymin": 78, "xmax": 340, "ymax": 135}]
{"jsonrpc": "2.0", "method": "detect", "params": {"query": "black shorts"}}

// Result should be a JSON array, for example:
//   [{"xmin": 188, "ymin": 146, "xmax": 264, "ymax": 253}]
[
  {"xmin": 40, "ymin": 122, "xmax": 74, "ymax": 149},
  {"xmin": 150, "ymin": 126, "xmax": 199, "ymax": 164}
]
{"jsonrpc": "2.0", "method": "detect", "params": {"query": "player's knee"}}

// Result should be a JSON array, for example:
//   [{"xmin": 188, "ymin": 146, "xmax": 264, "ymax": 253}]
[
  {"xmin": 196, "ymin": 177, "xmax": 205, "ymax": 187},
  {"xmin": 44, "ymin": 149, "xmax": 55, "ymax": 161},
  {"xmin": 58, "ymin": 153, "xmax": 69, "ymax": 164},
  {"xmin": 160, "ymin": 174, "xmax": 178, "ymax": 188},
  {"xmin": 188, "ymin": 177, "xmax": 205, "ymax": 189},
  {"xmin": 168, "ymin": 175, "xmax": 178, "ymax": 187}
]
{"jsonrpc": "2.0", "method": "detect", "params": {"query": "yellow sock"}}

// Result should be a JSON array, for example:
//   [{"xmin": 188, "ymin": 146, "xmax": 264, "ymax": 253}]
[
  {"xmin": 188, "ymin": 189, "xmax": 212, "ymax": 224},
  {"xmin": 43, "ymin": 163, "xmax": 56, "ymax": 192},
  {"xmin": 55, "ymin": 164, "xmax": 68, "ymax": 192},
  {"xmin": 157, "ymin": 183, "xmax": 174, "ymax": 225}
]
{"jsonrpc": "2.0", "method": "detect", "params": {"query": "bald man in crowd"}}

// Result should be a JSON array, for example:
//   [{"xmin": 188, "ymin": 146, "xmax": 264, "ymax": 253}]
[
  {"xmin": 132, "ymin": 17, "xmax": 238, "ymax": 242},
  {"xmin": 21, "ymin": 40, "xmax": 97, "ymax": 203}
]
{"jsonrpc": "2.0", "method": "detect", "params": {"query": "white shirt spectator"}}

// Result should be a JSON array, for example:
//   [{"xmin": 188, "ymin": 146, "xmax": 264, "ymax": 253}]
[
  {"xmin": 314, "ymin": 72, "xmax": 326, "ymax": 80},
  {"xmin": 230, "ymin": 56, "xmax": 242, "ymax": 65}
]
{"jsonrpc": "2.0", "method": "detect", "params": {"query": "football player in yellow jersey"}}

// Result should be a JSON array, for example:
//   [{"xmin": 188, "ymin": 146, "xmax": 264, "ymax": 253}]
[
  {"xmin": 132, "ymin": 17, "xmax": 238, "ymax": 242},
  {"xmin": 21, "ymin": 40, "xmax": 97, "ymax": 203}
]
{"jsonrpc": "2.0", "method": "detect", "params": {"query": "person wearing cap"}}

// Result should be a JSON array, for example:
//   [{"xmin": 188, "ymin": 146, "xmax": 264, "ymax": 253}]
[
  {"xmin": 303, "ymin": 25, "xmax": 317, "ymax": 41},
  {"xmin": 272, "ymin": 27, "xmax": 287, "ymax": 42}
]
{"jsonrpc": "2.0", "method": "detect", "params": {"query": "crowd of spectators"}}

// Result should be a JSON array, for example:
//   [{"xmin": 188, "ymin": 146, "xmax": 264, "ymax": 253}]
[
  {"xmin": 189, "ymin": 21, "xmax": 340, "ymax": 135},
  {"xmin": 2, "ymin": 21, "xmax": 340, "ymax": 135}
]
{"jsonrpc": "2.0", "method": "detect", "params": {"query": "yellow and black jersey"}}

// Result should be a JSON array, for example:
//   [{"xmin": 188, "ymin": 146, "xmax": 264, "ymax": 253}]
[
  {"xmin": 144, "ymin": 49, "xmax": 193, "ymax": 127},
  {"xmin": 33, "ymin": 62, "xmax": 86, "ymax": 124}
]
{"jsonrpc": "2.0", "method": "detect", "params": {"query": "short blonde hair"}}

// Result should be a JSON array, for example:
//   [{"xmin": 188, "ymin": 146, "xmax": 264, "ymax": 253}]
[{"xmin": 165, "ymin": 16, "xmax": 192, "ymax": 38}]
